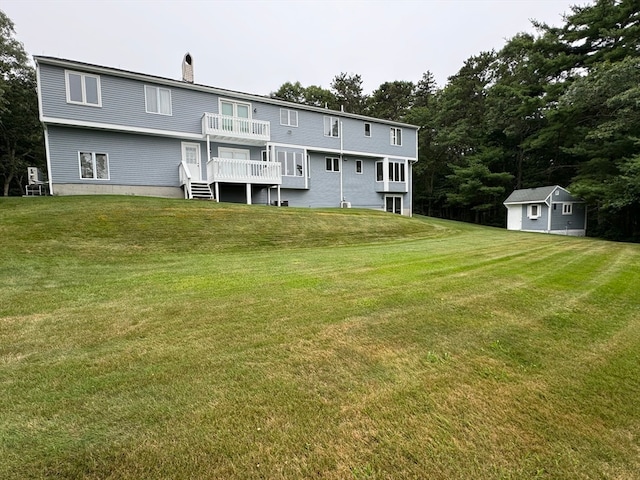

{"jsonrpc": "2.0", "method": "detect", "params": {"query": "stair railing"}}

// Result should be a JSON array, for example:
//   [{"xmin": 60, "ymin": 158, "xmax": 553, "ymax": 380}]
[{"xmin": 179, "ymin": 160, "xmax": 193, "ymax": 199}]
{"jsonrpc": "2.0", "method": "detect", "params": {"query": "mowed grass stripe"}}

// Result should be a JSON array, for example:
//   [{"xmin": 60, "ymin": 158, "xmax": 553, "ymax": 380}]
[{"xmin": 1, "ymin": 196, "xmax": 639, "ymax": 479}]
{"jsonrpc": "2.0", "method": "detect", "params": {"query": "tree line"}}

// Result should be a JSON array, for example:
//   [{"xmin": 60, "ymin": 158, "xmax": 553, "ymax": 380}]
[
  {"xmin": 2, "ymin": 1, "xmax": 639, "ymax": 241},
  {"xmin": 271, "ymin": 0, "xmax": 640, "ymax": 242}
]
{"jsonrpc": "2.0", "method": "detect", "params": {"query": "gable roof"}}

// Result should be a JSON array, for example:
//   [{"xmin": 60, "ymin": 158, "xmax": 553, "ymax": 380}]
[
  {"xmin": 34, "ymin": 56, "xmax": 419, "ymax": 130},
  {"xmin": 503, "ymin": 185, "xmax": 582, "ymax": 205}
]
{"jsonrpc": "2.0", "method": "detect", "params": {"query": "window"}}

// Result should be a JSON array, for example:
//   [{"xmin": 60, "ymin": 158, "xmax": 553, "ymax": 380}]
[
  {"xmin": 262, "ymin": 150, "xmax": 268, "ymax": 162},
  {"xmin": 220, "ymin": 99, "xmax": 251, "ymax": 132},
  {"xmin": 326, "ymin": 157, "xmax": 340, "ymax": 172},
  {"xmin": 79, "ymin": 152, "xmax": 109, "ymax": 180},
  {"xmin": 528, "ymin": 204, "xmax": 541, "ymax": 219},
  {"xmin": 376, "ymin": 161, "xmax": 384, "ymax": 181},
  {"xmin": 390, "ymin": 127, "xmax": 402, "ymax": 146},
  {"xmin": 145, "ymin": 85, "xmax": 172, "ymax": 115},
  {"xmin": 278, "ymin": 151, "xmax": 304, "ymax": 177},
  {"xmin": 324, "ymin": 116, "xmax": 339, "ymax": 137},
  {"xmin": 280, "ymin": 108, "xmax": 298, "ymax": 127},
  {"xmin": 364, "ymin": 123, "xmax": 371, "ymax": 137},
  {"xmin": 562, "ymin": 203, "xmax": 572, "ymax": 215},
  {"xmin": 66, "ymin": 71, "xmax": 101, "ymax": 106},
  {"xmin": 389, "ymin": 161, "xmax": 405, "ymax": 182},
  {"xmin": 355, "ymin": 160, "xmax": 363, "ymax": 174}
]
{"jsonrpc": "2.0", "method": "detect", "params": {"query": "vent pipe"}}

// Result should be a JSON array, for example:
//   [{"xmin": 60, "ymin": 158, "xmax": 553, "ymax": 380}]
[{"xmin": 182, "ymin": 53, "xmax": 194, "ymax": 83}]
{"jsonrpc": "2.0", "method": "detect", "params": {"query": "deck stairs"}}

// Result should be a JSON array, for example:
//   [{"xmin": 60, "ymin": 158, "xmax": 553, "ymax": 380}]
[{"xmin": 188, "ymin": 181, "xmax": 214, "ymax": 200}]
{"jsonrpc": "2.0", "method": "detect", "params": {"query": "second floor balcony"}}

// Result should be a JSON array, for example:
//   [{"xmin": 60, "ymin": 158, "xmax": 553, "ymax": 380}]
[{"xmin": 202, "ymin": 113, "xmax": 270, "ymax": 145}]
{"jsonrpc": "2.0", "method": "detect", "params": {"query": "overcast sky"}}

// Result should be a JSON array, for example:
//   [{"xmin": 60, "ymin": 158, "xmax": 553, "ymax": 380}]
[{"xmin": 4, "ymin": 0, "xmax": 579, "ymax": 95}]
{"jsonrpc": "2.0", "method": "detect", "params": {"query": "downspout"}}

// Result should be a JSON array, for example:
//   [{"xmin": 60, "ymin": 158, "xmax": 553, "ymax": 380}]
[{"xmin": 339, "ymin": 120, "xmax": 344, "ymax": 205}]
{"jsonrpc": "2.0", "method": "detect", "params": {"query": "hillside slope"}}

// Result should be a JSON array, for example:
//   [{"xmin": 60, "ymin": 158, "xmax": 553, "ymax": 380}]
[{"xmin": 1, "ymin": 197, "xmax": 639, "ymax": 479}]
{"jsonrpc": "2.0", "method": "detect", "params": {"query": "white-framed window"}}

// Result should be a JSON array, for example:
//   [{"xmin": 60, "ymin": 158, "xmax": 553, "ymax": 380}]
[
  {"xmin": 79, "ymin": 152, "xmax": 109, "ymax": 180},
  {"xmin": 355, "ymin": 160, "xmax": 363, "ymax": 174},
  {"xmin": 280, "ymin": 108, "xmax": 298, "ymax": 127},
  {"xmin": 277, "ymin": 151, "xmax": 304, "ymax": 177},
  {"xmin": 145, "ymin": 85, "xmax": 172, "ymax": 115},
  {"xmin": 528, "ymin": 204, "xmax": 541, "ymax": 219},
  {"xmin": 326, "ymin": 157, "xmax": 340, "ymax": 172},
  {"xmin": 364, "ymin": 123, "xmax": 371, "ymax": 137},
  {"xmin": 324, "ymin": 116, "xmax": 340, "ymax": 137},
  {"xmin": 261, "ymin": 150, "xmax": 268, "ymax": 162},
  {"xmin": 376, "ymin": 161, "xmax": 384, "ymax": 181},
  {"xmin": 562, "ymin": 203, "xmax": 573, "ymax": 215},
  {"xmin": 66, "ymin": 71, "xmax": 101, "ymax": 107},
  {"xmin": 389, "ymin": 161, "xmax": 405, "ymax": 182},
  {"xmin": 385, "ymin": 195, "xmax": 403, "ymax": 214},
  {"xmin": 220, "ymin": 99, "xmax": 251, "ymax": 132},
  {"xmin": 390, "ymin": 127, "xmax": 402, "ymax": 146}
]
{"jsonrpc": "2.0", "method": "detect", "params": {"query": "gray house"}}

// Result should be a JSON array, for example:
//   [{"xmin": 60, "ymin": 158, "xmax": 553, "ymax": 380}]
[
  {"xmin": 503, "ymin": 185, "xmax": 587, "ymax": 236},
  {"xmin": 35, "ymin": 55, "xmax": 419, "ymax": 215}
]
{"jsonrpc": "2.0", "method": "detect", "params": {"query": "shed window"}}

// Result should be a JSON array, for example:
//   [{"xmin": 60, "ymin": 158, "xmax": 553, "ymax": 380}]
[
  {"xmin": 528, "ymin": 204, "xmax": 541, "ymax": 219},
  {"xmin": 562, "ymin": 203, "xmax": 572, "ymax": 215}
]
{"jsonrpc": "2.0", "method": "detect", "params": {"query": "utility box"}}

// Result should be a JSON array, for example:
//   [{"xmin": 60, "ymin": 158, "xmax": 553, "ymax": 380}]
[
  {"xmin": 25, "ymin": 167, "xmax": 48, "ymax": 196},
  {"xmin": 27, "ymin": 167, "xmax": 43, "ymax": 185}
]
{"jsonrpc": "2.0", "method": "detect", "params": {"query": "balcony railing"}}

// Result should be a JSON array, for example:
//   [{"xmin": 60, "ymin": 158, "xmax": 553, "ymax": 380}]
[
  {"xmin": 202, "ymin": 113, "xmax": 270, "ymax": 144},
  {"xmin": 207, "ymin": 157, "xmax": 281, "ymax": 185}
]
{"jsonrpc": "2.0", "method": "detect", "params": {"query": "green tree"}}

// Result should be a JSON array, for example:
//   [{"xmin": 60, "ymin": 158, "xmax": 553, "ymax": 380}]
[
  {"xmin": 269, "ymin": 81, "xmax": 306, "ymax": 103},
  {"xmin": 367, "ymin": 80, "xmax": 415, "ymax": 122},
  {"xmin": 0, "ymin": 10, "xmax": 44, "ymax": 196},
  {"xmin": 330, "ymin": 72, "xmax": 367, "ymax": 114},
  {"xmin": 562, "ymin": 57, "xmax": 640, "ymax": 240}
]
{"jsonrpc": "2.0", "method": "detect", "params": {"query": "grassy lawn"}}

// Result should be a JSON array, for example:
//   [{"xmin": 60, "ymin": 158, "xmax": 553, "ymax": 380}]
[{"xmin": 1, "ymin": 196, "xmax": 639, "ymax": 479}]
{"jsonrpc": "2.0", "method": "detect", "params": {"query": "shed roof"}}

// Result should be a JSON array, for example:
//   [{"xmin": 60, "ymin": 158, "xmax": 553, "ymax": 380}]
[{"xmin": 503, "ymin": 185, "xmax": 577, "ymax": 204}]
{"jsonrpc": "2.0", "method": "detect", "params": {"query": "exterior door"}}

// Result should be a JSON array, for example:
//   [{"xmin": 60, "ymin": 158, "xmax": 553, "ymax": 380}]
[
  {"xmin": 182, "ymin": 142, "xmax": 201, "ymax": 182},
  {"xmin": 218, "ymin": 147, "xmax": 250, "ymax": 161},
  {"xmin": 385, "ymin": 195, "xmax": 402, "ymax": 214}
]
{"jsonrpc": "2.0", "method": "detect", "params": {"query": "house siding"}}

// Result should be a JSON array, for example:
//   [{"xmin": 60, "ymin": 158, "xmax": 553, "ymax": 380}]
[
  {"xmin": 520, "ymin": 204, "xmax": 549, "ymax": 231},
  {"xmin": 37, "ymin": 57, "xmax": 418, "ymax": 214},
  {"xmin": 550, "ymin": 202, "xmax": 586, "ymax": 231},
  {"xmin": 47, "ymin": 125, "xmax": 188, "ymax": 187}
]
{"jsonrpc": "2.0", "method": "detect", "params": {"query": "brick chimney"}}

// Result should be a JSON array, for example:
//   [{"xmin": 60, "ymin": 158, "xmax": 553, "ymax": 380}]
[{"xmin": 182, "ymin": 53, "xmax": 193, "ymax": 83}]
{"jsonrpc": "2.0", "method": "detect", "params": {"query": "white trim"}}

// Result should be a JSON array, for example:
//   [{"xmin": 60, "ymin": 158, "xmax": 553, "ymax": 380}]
[
  {"xmin": 279, "ymin": 108, "xmax": 298, "ymax": 127},
  {"xmin": 36, "ymin": 63, "xmax": 44, "ymax": 120},
  {"xmin": 324, "ymin": 116, "xmax": 340, "ymax": 138},
  {"xmin": 325, "ymin": 156, "xmax": 340, "ymax": 172},
  {"xmin": 78, "ymin": 151, "xmax": 110, "ymax": 180},
  {"xmin": 219, "ymin": 98, "xmax": 252, "ymax": 119},
  {"xmin": 527, "ymin": 204, "xmax": 541, "ymax": 219},
  {"xmin": 144, "ymin": 85, "xmax": 172, "ymax": 116},
  {"xmin": 266, "ymin": 140, "xmax": 416, "ymax": 161},
  {"xmin": 37, "ymin": 56, "xmax": 419, "ymax": 129},
  {"xmin": 43, "ymin": 126, "xmax": 54, "ymax": 194},
  {"xmin": 218, "ymin": 146, "xmax": 251, "ymax": 159},
  {"xmin": 384, "ymin": 195, "xmax": 403, "ymax": 214},
  {"xmin": 41, "ymin": 116, "xmax": 204, "ymax": 140},
  {"xmin": 65, "ymin": 70, "xmax": 102, "ymax": 107},
  {"xmin": 182, "ymin": 142, "xmax": 202, "ymax": 182},
  {"xmin": 390, "ymin": 127, "xmax": 402, "ymax": 146}
]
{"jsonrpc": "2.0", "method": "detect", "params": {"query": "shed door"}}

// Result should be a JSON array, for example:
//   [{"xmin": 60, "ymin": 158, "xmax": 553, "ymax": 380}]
[
  {"xmin": 182, "ymin": 142, "xmax": 201, "ymax": 182},
  {"xmin": 507, "ymin": 205, "xmax": 522, "ymax": 230}
]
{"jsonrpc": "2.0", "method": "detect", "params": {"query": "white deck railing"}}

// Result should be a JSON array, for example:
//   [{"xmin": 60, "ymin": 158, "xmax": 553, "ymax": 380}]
[
  {"xmin": 202, "ymin": 113, "xmax": 270, "ymax": 142},
  {"xmin": 207, "ymin": 157, "xmax": 281, "ymax": 185}
]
